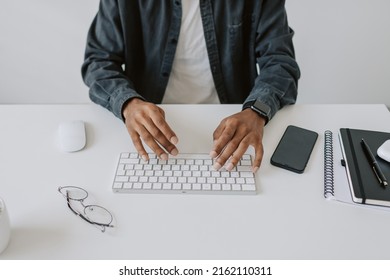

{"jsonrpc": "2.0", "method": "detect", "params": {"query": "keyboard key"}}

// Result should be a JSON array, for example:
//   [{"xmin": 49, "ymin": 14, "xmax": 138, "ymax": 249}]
[
  {"xmin": 123, "ymin": 183, "xmax": 132, "ymax": 189},
  {"xmin": 242, "ymin": 184, "xmax": 256, "ymax": 192},
  {"xmin": 222, "ymin": 184, "xmax": 231, "ymax": 191},
  {"xmin": 115, "ymin": 176, "xmax": 129, "ymax": 182},
  {"xmin": 113, "ymin": 182, "xmax": 123, "ymax": 189}
]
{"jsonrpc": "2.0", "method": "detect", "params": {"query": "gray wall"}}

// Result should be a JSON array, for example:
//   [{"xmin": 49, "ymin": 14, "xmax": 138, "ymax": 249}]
[
  {"xmin": 1, "ymin": 0, "xmax": 389, "ymax": 106},
  {"xmin": 286, "ymin": 0, "xmax": 390, "ymax": 106}
]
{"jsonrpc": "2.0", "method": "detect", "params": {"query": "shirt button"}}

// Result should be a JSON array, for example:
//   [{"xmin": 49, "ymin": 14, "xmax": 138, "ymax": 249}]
[
  {"xmin": 171, "ymin": 38, "xmax": 178, "ymax": 44},
  {"xmin": 162, "ymin": 72, "xmax": 169, "ymax": 77}
]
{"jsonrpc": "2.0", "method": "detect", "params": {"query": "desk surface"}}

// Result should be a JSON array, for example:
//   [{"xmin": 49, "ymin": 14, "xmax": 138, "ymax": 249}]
[{"xmin": 1, "ymin": 104, "xmax": 390, "ymax": 260}]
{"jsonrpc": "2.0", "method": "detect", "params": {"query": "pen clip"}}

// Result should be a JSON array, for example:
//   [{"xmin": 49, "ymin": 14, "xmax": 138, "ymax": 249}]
[
  {"xmin": 372, "ymin": 166, "xmax": 383, "ymax": 185},
  {"xmin": 361, "ymin": 138, "xmax": 388, "ymax": 187}
]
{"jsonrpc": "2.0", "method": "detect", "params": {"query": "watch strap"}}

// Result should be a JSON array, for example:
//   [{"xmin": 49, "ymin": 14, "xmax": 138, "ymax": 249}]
[{"xmin": 243, "ymin": 99, "xmax": 271, "ymax": 124}]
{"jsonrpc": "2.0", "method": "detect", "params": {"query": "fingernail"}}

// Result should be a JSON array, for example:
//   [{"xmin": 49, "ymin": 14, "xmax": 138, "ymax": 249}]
[
  {"xmin": 170, "ymin": 148, "xmax": 179, "ymax": 156},
  {"xmin": 170, "ymin": 136, "xmax": 179, "ymax": 145},
  {"xmin": 141, "ymin": 155, "xmax": 149, "ymax": 162},
  {"xmin": 213, "ymin": 162, "xmax": 222, "ymax": 170},
  {"xmin": 253, "ymin": 166, "xmax": 259, "ymax": 173},
  {"xmin": 226, "ymin": 162, "xmax": 234, "ymax": 171},
  {"xmin": 160, "ymin": 153, "xmax": 168, "ymax": 161},
  {"xmin": 209, "ymin": 151, "xmax": 218, "ymax": 158}
]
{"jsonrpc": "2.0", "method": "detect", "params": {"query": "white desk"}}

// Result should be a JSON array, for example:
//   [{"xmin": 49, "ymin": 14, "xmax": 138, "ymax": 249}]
[{"xmin": 0, "ymin": 104, "xmax": 390, "ymax": 260}]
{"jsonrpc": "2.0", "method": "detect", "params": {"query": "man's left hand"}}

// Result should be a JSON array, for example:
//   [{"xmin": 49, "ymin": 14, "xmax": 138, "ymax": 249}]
[{"xmin": 210, "ymin": 109, "xmax": 266, "ymax": 173}]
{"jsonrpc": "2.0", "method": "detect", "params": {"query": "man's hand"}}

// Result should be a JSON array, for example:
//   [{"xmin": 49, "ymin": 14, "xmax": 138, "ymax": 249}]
[
  {"xmin": 210, "ymin": 109, "xmax": 266, "ymax": 173},
  {"xmin": 122, "ymin": 98, "xmax": 179, "ymax": 161}
]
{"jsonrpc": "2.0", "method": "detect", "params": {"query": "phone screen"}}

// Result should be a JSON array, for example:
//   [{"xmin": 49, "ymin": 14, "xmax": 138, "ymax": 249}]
[{"xmin": 270, "ymin": 125, "xmax": 318, "ymax": 173}]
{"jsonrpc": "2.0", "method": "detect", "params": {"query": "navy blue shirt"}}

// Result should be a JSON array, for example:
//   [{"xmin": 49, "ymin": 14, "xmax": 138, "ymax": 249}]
[{"xmin": 82, "ymin": 0, "xmax": 300, "ymax": 121}]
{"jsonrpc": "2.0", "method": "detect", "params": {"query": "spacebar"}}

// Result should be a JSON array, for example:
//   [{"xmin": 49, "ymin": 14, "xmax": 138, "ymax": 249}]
[{"xmin": 171, "ymin": 153, "xmax": 211, "ymax": 160}]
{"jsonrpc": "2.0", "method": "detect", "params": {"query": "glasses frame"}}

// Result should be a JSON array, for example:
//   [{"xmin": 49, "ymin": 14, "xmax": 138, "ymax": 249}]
[{"xmin": 58, "ymin": 186, "xmax": 114, "ymax": 233}]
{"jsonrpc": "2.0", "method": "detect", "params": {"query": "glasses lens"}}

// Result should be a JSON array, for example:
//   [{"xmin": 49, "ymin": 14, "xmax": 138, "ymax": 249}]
[
  {"xmin": 59, "ymin": 186, "xmax": 88, "ymax": 200},
  {"xmin": 84, "ymin": 205, "xmax": 113, "ymax": 225}
]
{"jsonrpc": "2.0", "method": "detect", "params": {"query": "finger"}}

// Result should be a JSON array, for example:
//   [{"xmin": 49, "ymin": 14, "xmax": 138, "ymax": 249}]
[
  {"xmin": 213, "ymin": 135, "xmax": 244, "ymax": 170},
  {"xmin": 210, "ymin": 120, "xmax": 226, "ymax": 158},
  {"xmin": 136, "ymin": 125, "xmax": 170, "ymax": 160},
  {"xmin": 225, "ymin": 145, "xmax": 248, "ymax": 172},
  {"xmin": 131, "ymin": 136, "xmax": 149, "ymax": 161},
  {"xmin": 212, "ymin": 119, "xmax": 226, "ymax": 141},
  {"xmin": 128, "ymin": 124, "xmax": 165, "ymax": 160},
  {"xmin": 252, "ymin": 143, "xmax": 264, "ymax": 173},
  {"xmin": 149, "ymin": 108, "xmax": 179, "ymax": 146},
  {"xmin": 127, "ymin": 129, "xmax": 149, "ymax": 161},
  {"xmin": 142, "ymin": 121, "xmax": 178, "ymax": 156},
  {"xmin": 210, "ymin": 125, "xmax": 236, "ymax": 159}
]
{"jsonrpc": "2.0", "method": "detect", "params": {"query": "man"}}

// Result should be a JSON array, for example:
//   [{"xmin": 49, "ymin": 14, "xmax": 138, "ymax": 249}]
[{"xmin": 82, "ymin": 0, "xmax": 300, "ymax": 172}]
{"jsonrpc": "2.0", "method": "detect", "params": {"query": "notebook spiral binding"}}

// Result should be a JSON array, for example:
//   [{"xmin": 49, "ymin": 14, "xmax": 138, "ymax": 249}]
[{"xmin": 324, "ymin": 130, "xmax": 335, "ymax": 198}]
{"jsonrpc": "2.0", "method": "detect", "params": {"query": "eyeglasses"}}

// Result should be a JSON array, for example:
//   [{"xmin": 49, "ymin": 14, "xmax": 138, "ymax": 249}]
[{"xmin": 58, "ymin": 186, "xmax": 114, "ymax": 233}]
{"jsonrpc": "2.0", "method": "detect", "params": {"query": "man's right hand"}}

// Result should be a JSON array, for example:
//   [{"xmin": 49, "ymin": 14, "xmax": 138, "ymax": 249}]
[{"xmin": 122, "ymin": 98, "xmax": 179, "ymax": 161}]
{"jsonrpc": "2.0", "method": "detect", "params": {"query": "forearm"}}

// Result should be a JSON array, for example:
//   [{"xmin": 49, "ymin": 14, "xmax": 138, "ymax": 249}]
[
  {"xmin": 82, "ymin": 59, "xmax": 143, "ymax": 120},
  {"xmin": 81, "ymin": 0, "xmax": 142, "ymax": 120},
  {"xmin": 244, "ymin": 1, "xmax": 300, "ymax": 119}
]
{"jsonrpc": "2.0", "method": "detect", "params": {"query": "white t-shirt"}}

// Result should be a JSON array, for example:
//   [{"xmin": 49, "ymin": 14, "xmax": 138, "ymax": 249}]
[{"xmin": 162, "ymin": 0, "xmax": 220, "ymax": 104}]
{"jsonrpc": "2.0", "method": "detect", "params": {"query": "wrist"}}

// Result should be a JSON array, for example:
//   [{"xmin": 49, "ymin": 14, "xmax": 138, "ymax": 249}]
[
  {"xmin": 122, "ymin": 98, "xmax": 144, "ymax": 120},
  {"xmin": 243, "ymin": 108, "xmax": 267, "ymax": 126},
  {"xmin": 243, "ymin": 99, "xmax": 271, "ymax": 125}
]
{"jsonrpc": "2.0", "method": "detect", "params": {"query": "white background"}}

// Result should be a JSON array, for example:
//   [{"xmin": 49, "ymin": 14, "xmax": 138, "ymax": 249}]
[{"xmin": 1, "ymin": 0, "xmax": 389, "ymax": 107}]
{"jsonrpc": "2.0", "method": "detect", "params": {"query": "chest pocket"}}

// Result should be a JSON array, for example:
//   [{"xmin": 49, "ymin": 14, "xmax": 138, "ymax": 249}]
[{"xmin": 228, "ymin": 13, "xmax": 254, "ymax": 62}]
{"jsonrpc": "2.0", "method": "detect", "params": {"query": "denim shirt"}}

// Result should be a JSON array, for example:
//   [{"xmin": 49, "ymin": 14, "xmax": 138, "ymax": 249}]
[{"xmin": 81, "ymin": 0, "xmax": 300, "ymax": 121}]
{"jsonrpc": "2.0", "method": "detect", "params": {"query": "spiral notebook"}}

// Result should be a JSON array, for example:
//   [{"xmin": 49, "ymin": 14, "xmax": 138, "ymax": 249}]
[
  {"xmin": 323, "ymin": 130, "xmax": 353, "ymax": 203},
  {"xmin": 324, "ymin": 130, "xmax": 390, "ymax": 211}
]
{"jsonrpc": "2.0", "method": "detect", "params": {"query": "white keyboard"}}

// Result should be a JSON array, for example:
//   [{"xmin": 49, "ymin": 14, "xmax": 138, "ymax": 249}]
[{"xmin": 112, "ymin": 152, "xmax": 256, "ymax": 194}]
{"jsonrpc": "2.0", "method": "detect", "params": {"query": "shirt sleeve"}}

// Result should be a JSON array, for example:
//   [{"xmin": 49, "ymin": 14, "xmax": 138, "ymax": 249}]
[
  {"xmin": 81, "ymin": 0, "xmax": 144, "ymax": 120},
  {"xmin": 243, "ymin": 0, "xmax": 301, "ymax": 120}
]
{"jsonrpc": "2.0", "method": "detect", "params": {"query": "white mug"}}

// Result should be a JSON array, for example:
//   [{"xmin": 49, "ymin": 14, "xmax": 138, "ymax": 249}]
[{"xmin": 0, "ymin": 197, "xmax": 11, "ymax": 254}]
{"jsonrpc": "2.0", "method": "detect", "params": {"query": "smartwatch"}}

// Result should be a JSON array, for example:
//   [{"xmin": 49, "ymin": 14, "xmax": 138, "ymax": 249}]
[{"xmin": 245, "ymin": 99, "xmax": 271, "ymax": 124}]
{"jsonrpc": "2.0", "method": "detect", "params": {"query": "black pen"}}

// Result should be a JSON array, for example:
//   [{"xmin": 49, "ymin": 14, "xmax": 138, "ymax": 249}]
[{"xmin": 361, "ymin": 138, "xmax": 388, "ymax": 187}]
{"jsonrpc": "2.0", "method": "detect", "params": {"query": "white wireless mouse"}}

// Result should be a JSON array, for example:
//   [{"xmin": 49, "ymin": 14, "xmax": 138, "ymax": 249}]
[
  {"xmin": 377, "ymin": 140, "xmax": 390, "ymax": 163},
  {"xmin": 58, "ymin": 120, "xmax": 86, "ymax": 152}
]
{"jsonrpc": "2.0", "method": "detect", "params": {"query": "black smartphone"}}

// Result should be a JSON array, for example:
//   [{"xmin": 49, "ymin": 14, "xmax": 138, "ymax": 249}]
[{"xmin": 270, "ymin": 125, "xmax": 318, "ymax": 173}]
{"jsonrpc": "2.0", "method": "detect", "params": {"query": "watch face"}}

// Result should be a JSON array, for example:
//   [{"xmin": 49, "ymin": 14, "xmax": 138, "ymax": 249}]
[{"xmin": 253, "ymin": 99, "xmax": 271, "ymax": 116}]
